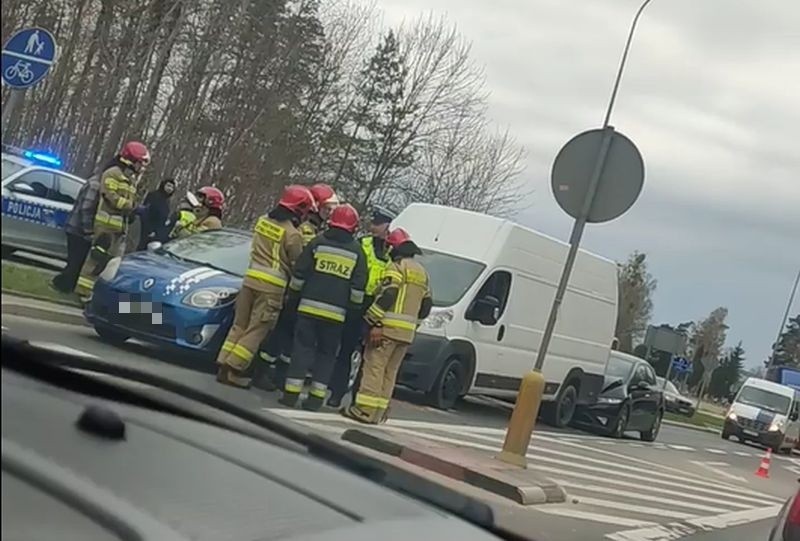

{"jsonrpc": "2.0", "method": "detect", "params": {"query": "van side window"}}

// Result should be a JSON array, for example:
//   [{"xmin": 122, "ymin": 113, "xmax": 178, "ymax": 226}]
[{"xmin": 474, "ymin": 271, "xmax": 512, "ymax": 318}]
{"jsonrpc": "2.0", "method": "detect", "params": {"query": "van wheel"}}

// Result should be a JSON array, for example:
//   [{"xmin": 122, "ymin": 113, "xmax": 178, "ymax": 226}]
[
  {"xmin": 427, "ymin": 356, "xmax": 465, "ymax": 410},
  {"xmin": 545, "ymin": 382, "xmax": 578, "ymax": 428},
  {"xmin": 94, "ymin": 325, "xmax": 130, "ymax": 345}
]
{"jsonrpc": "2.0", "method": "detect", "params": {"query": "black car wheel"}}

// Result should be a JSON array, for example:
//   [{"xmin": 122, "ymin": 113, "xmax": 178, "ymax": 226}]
[
  {"xmin": 641, "ymin": 409, "xmax": 663, "ymax": 442},
  {"xmin": 610, "ymin": 404, "xmax": 630, "ymax": 438},
  {"xmin": 94, "ymin": 324, "xmax": 130, "ymax": 345},
  {"xmin": 427, "ymin": 356, "xmax": 465, "ymax": 410}
]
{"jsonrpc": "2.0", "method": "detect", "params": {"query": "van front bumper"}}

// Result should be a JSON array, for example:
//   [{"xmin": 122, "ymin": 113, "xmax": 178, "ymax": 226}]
[
  {"xmin": 724, "ymin": 418, "xmax": 784, "ymax": 448},
  {"xmin": 397, "ymin": 334, "xmax": 452, "ymax": 393}
]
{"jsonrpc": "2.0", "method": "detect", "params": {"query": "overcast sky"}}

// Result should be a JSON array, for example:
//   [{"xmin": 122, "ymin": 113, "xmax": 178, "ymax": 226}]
[{"xmin": 372, "ymin": 0, "xmax": 800, "ymax": 368}]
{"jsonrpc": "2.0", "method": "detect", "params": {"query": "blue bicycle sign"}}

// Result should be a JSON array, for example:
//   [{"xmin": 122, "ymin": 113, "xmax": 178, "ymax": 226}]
[{"xmin": 1, "ymin": 28, "xmax": 58, "ymax": 89}]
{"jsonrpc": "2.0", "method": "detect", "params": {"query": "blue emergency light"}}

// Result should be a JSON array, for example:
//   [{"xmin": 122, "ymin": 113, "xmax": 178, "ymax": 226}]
[{"xmin": 23, "ymin": 149, "xmax": 62, "ymax": 168}]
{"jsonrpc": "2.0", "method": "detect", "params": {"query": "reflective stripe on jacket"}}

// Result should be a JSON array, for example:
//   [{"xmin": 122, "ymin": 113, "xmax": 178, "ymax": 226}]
[
  {"xmin": 243, "ymin": 215, "xmax": 303, "ymax": 293},
  {"xmin": 365, "ymin": 258, "xmax": 431, "ymax": 344},
  {"xmin": 290, "ymin": 229, "xmax": 368, "ymax": 323},
  {"xmin": 298, "ymin": 221, "xmax": 318, "ymax": 246},
  {"xmin": 361, "ymin": 236, "xmax": 389, "ymax": 296},
  {"xmin": 176, "ymin": 214, "xmax": 221, "ymax": 238},
  {"xmin": 94, "ymin": 166, "xmax": 137, "ymax": 234}
]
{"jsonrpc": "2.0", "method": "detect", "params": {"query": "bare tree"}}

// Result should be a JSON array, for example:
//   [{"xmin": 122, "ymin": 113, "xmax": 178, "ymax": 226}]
[
  {"xmin": 615, "ymin": 252, "xmax": 657, "ymax": 353},
  {"xmin": 688, "ymin": 307, "xmax": 729, "ymax": 398}
]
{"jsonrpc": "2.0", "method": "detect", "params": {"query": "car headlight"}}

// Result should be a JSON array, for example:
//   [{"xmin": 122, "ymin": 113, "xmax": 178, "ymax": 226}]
[
  {"xmin": 183, "ymin": 287, "xmax": 238, "ymax": 308},
  {"xmin": 769, "ymin": 419, "xmax": 786, "ymax": 432},
  {"xmin": 98, "ymin": 257, "xmax": 122, "ymax": 282},
  {"xmin": 421, "ymin": 309, "xmax": 453, "ymax": 330},
  {"xmin": 727, "ymin": 412, "xmax": 737, "ymax": 421},
  {"xmin": 597, "ymin": 397, "xmax": 623, "ymax": 404}
]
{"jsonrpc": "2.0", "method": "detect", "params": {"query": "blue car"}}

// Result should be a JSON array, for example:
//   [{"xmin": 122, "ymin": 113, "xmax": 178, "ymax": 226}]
[{"xmin": 85, "ymin": 228, "xmax": 252, "ymax": 359}]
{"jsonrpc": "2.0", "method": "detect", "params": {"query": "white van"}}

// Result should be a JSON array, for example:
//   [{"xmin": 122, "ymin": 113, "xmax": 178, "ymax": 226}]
[
  {"xmin": 392, "ymin": 203, "xmax": 618, "ymax": 426},
  {"xmin": 723, "ymin": 377, "xmax": 800, "ymax": 453}
]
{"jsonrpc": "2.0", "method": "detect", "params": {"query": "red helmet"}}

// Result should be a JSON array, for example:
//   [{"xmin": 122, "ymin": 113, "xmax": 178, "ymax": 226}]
[
  {"xmin": 196, "ymin": 186, "xmax": 225, "ymax": 210},
  {"xmin": 309, "ymin": 183, "xmax": 339, "ymax": 207},
  {"xmin": 119, "ymin": 141, "xmax": 150, "ymax": 166},
  {"xmin": 278, "ymin": 185, "xmax": 316, "ymax": 216},
  {"xmin": 328, "ymin": 204, "xmax": 359, "ymax": 233},
  {"xmin": 386, "ymin": 228, "xmax": 412, "ymax": 248}
]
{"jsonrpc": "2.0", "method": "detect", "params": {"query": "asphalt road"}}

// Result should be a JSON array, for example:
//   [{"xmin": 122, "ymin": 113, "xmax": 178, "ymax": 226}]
[{"xmin": 2, "ymin": 313, "xmax": 797, "ymax": 541}]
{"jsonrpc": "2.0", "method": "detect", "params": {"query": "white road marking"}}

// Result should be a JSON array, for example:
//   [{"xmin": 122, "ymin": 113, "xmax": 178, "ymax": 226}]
[
  {"xmin": 27, "ymin": 342, "xmax": 99, "ymax": 359},
  {"xmin": 606, "ymin": 504, "xmax": 784, "ymax": 541},
  {"xmin": 705, "ymin": 448, "xmax": 727, "ymax": 454},
  {"xmin": 555, "ymin": 481, "xmax": 734, "ymax": 514},
  {"xmin": 690, "ymin": 461, "xmax": 747, "ymax": 483},
  {"xmin": 575, "ymin": 497, "xmax": 699, "ymax": 520},
  {"xmin": 734, "ymin": 451, "xmax": 754, "ymax": 457},
  {"xmin": 537, "ymin": 508, "xmax": 658, "ymax": 528},
  {"xmin": 667, "ymin": 444, "xmax": 696, "ymax": 451}
]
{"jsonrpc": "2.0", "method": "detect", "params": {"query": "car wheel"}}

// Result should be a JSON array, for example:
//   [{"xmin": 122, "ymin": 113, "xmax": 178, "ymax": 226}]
[
  {"xmin": 545, "ymin": 381, "xmax": 578, "ymax": 428},
  {"xmin": 427, "ymin": 356, "xmax": 465, "ymax": 410},
  {"xmin": 94, "ymin": 325, "xmax": 130, "ymax": 345},
  {"xmin": 641, "ymin": 409, "xmax": 663, "ymax": 442},
  {"xmin": 721, "ymin": 431, "xmax": 731, "ymax": 440},
  {"xmin": 610, "ymin": 404, "xmax": 630, "ymax": 438}
]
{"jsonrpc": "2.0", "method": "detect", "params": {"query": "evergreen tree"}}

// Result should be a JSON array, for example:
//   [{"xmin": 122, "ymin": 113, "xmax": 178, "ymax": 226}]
[
  {"xmin": 771, "ymin": 315, "xmax": 800, "ymax": 367},
  {"xmin": 709, "ymin": 342, "xmax": 745, "ymax": 398},
  {"xmin": 615, "ymin": 252, "xmax": 657, "ymax": 353}
]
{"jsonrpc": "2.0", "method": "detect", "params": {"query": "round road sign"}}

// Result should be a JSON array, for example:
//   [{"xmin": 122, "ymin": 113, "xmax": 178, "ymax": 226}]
[
  {"xmin": 551, "ymin": 128, "xmax": 644, "ymax": 223},
  {"xmin": 1, "ymin": 27, "xmax": 58, "ymax": 89}
]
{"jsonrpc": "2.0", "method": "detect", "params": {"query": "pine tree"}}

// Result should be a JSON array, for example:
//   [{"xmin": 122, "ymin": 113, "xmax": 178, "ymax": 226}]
[
  {"xmin": 709, "ymin": 342, "xmax": 745, "ymax": 398},
  {"xmin": 772, "ymin": 315, "xmax": 800, "ymax": 367}
]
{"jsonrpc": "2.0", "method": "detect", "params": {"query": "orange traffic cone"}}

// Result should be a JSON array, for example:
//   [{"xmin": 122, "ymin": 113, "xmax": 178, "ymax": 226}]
[{"xmin": 755, "ymin": 448, "xmax": 772, "ymax": 478}]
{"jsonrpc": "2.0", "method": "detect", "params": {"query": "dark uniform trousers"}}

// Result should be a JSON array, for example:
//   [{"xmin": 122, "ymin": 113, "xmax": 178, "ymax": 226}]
[
  {"xmin": 285, "ymin": 314, "xmax": 344, "ymax": 400},
  {"xmin": 328, "ymin": 295, "xmax": 373, "ymax": 403},
  {"xmin": 52, "ymin": 233, "xmax": 92, "ymax": 293}
]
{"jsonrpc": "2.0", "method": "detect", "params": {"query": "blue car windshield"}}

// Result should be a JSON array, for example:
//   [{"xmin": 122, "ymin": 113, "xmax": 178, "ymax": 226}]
[{"xmin": 161, "ymin": 230, "xmax": 251, "ymax": 277}]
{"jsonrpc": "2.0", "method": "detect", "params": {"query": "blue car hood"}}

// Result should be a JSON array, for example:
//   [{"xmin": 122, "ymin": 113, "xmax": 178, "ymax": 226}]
[{"xmin": 106, "ymin": 251, "xmax": 242, "ymax": 302}]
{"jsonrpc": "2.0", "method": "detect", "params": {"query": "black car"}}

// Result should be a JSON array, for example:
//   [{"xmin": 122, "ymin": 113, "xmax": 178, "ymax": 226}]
[
  {"xmin": 656, "ymin": 377, "xmax": 696, "ymax": 417},
  {"xmin": 573, "ymin": 352, "xmax": 665, "ymax": 441}
]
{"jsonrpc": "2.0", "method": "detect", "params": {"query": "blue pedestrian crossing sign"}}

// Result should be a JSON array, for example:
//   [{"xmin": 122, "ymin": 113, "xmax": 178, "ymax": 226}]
[
  {"xmin": 671, "ymin": 356, "xmax": 692, "ymax": 374},
  {"xmin": 1, "ymin": 27, "xmax": 58, "ymax": 89}
]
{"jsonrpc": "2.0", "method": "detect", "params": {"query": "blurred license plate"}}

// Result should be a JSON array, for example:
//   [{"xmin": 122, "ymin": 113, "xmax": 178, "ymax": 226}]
[{"xmin": 743, "ymin": 429, "xmax": 758, "ymax": 437}]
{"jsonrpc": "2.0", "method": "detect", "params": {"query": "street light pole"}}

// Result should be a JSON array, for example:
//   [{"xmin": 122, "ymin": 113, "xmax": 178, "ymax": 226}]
[
  {"xmin": 767, "ymin": 268, "xmax": 800, "ymax": 369},
  {"xmin": 497, "ymin": 0, "xmax": 655, "ymax": 467}
]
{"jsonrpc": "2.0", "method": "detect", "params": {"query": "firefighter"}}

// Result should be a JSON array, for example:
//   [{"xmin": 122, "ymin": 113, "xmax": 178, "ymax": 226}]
[
  {"xmin": 74, "ymin": 141, "xmax": 150, "ymax": 300},
  {"xmin": 173, "ymin": 186, "xmax": 224, "ymax": 237},
  {"xmin": 254, "ymin": 183, "xmax": 340, "ymax": 391},
  {"xmin": 216, "ymin": 185, "xmax": 314, "ymax": 388},
  {"xmin": 327, "ymin": 206, "xmax": 396, "ymax": 408},
  {"xmin": 344, "ymin": 228, "xmax": 432, "ymax": 424},
  {"xmin": 164, "ymin": 191, "xmax": 200, "ymax": 241},
  {"xmin": 280, "ymin": 204, "xmax": 367, "ymax": 411}
]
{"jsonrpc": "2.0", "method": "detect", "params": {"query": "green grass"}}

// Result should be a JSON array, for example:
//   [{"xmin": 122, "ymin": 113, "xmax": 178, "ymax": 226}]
[
  {"xmin": 665, "ymin": 410, "xmax": 724, "ymax": 431},
  {"xmin": 1, "ymin": 261, "xmax": 81, "ymax": 307}
]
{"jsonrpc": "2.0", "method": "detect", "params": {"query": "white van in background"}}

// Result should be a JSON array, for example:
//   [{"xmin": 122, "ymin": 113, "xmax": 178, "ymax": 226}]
[
  {"xmin": 723, "ymin": 377, "xmax": 800, "ymax": 453},
  {"xmin": 392, "ymin": 203, "xmax": 619, "ymax": 427}
]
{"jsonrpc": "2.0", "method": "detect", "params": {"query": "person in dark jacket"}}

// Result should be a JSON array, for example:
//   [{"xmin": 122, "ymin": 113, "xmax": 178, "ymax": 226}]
[
  {"xmin": 280, "ymin": 204, "xmax": 367, "ymax": 411},
  {"xmin": 137, "ymin": 178, "xmax": 175, "ymax": 250}
]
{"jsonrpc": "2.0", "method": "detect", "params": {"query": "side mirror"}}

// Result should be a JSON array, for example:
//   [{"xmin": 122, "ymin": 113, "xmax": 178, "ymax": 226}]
[
  {"xmin": 147, "ymin": 241, "xmax": 163, "ymax": 252},
  {"xmin": 791, "ymin": 412, "xmax": 799, "ymax": 422},
  {"xmin": 466, "ymin": 295, "xmax": 501, "ymax": 325},
  {"xmin": 10, "ymin": 182, "xmax": 35, "ymax": 195},
  {"xmin": 629, "ymin": 380, "xmax": 649, "ymax": 392}
]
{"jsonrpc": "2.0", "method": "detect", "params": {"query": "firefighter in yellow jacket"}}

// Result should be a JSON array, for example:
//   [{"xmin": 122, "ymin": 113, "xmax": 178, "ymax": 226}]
[
  {"xmin": 75, "ymin": 141, "xmax": 150, "ymax": 300},
  {"xmin": 344, "ymin": 228, "xmax": 433, "ymax": 424},
  {"xmin": 216, "ymin": 185, "xmax": 315, "ymax": 388}
]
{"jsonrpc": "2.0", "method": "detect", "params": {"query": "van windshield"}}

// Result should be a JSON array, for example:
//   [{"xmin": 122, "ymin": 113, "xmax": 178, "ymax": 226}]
[
  {"xmin": 416, "ymin": 248, "xmax": 486, "ymax": 307},
  {"xmin": 736, "ymin": 385, "xmax": 792, "ymax": 415}
]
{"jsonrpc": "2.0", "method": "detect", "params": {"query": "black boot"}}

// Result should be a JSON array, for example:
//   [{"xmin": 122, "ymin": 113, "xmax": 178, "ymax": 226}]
[
  {"xmin": 278, "ymin": 391, "xmax": 300, "ymax": 408},
  {"xmin": 302, "ymin": 395, "xmax": 324, "ymax": 412}
]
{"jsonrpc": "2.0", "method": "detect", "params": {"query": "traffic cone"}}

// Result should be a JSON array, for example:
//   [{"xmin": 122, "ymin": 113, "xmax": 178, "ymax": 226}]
[{"xmin": 755, "ymin": 448, "xmax": 772, "ymax": 478}]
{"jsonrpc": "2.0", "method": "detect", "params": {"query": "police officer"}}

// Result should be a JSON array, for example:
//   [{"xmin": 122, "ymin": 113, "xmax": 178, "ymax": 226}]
[
  {"xmin": 255, "ymin": 183, "xmax": 340, "ymax": 390},
  {"xmin": 280, "ymin": 204, "xmax": 367, "ymax": 411},
  {"xmin": 327, "ymin": 206, "xmax": 395, "ymax": 407},
  {"xmin": 344, "ymin": 228, "xmax": 432, "ymax": 424},
  {"xmin": 216, "ymin": 185, "xmax": 314, "ymax": 388},
  {"xmin": 74, "ymin": 141, "xmax": 150, "ymax": 301},
  {"xmin": 173, "ymin": 186, "xmax": 224, "ymax": 237}
]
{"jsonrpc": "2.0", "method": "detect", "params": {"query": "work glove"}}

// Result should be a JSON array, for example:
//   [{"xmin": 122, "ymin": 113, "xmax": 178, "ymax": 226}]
[{"xmin": 368, "ymin": 326, "xmax": 383, "ymax": 348}]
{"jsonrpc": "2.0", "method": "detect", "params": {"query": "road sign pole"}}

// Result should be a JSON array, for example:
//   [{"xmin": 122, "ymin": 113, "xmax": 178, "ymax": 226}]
[
  {"xmin": 498, "ymin": 127, "xmax": 615, "ymax": 467},
  {"xmin": 1, "ymin": 89, "xmax": 24, "ymax": 141},
  {"xmin": 663, "ymin": 355, "xmax": 674, "ymax": 390}
]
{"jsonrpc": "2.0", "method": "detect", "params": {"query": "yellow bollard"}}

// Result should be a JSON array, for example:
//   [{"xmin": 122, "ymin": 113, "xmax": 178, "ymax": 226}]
[{"xmin": 496, "ymin": 370, "xmax": 546, "ymax": 468}]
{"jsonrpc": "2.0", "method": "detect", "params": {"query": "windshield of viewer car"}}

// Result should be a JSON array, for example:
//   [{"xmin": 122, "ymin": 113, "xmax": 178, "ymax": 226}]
[
  {"xmin": 415, "ymin": 248, "xmax": 486, "ymax": 307},
  {"xmin": 162, "ymin": 230, "xmax": 250, "ymax": 276},
  {"xmin": 736, "ymin": 385, "xmax": 792, "ymax": 414}
]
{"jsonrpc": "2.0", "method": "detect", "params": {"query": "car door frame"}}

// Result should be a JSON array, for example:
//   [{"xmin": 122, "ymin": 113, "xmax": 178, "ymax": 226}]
[
  {"xmin": 463, "ymin": 269, "xmax": 513, "ymax": 381},
  {"xmin": 628, "ymin": 363, "xmax": 658, "ymax": 430},
  {"xmin": 2, "ymin": 167, "xmax": 61, "ymax": 255}
]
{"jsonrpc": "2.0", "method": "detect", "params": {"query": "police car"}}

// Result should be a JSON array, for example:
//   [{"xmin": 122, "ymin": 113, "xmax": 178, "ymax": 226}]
[
  {"xmin": 1, "ymin": 146, "xmax": 86, "ymax": 260},
  {"xmin": 85, "ymin": 228, "xmax": 250, "ymax": 358}
]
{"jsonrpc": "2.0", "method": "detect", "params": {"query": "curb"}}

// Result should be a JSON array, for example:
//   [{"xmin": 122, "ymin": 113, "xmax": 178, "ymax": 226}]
[
  {"xmin": 343, "ymin": 428, "xmax": 566, "ymax": 505},
  {"xmin": 1, "ymin": 288, "xmax": 82, "ymax": 309},
  {"xmin": 1, "ymin": 302, "xmax": 87, "ymax": 328},
  {"xmin": 663, "ymin": 418, "xmax": 720, "ymax": 434}
]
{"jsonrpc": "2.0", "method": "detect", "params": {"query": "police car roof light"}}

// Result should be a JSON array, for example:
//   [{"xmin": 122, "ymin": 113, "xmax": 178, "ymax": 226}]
[{"xmin": 22, "ymin": 150, "xmax": 62, "ymax": 168}]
